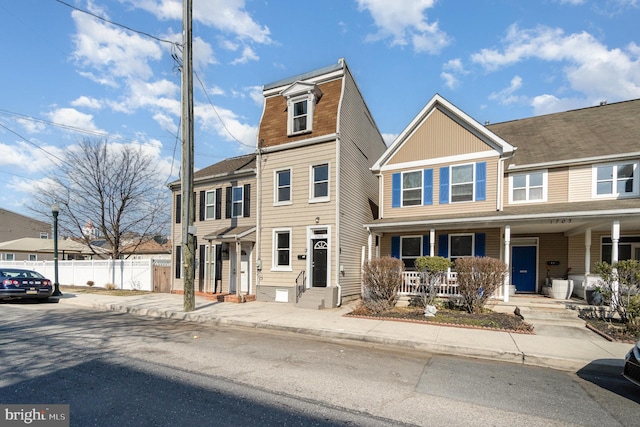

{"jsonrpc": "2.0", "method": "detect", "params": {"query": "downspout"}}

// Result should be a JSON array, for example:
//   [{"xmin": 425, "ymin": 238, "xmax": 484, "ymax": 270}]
[
  {"xmin": 256, "ymin": 140, "xmax": 263, "ymax": 292},
  {"xmin": 335, "ymin": 132, "xmax": 342, "ymax": 306}
]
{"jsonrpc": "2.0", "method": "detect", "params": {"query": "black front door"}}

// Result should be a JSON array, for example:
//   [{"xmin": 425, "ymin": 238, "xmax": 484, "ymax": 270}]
[{"xmin": 312, "ymin": 238, "xmax": 328, "ymax": 287}]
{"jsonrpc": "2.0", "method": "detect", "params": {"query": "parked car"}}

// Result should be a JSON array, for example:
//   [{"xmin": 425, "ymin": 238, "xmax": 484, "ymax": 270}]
[
  {"xmin": 623, "ymin": 341, "xmax": 640, "ymax": 387},
  {"xmin": 0, "ymin": 268, "xmax": 53, "ymax": 301}
]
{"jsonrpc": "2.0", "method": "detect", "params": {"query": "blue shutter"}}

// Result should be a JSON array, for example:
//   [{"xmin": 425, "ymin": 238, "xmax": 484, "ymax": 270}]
[
  {"xmin": 423, "ymin": 169, "xmax": 433, "ymax": 205},
  {"xmin": 474, "ymin": 233, "xmax": 486, "ymax": 257},
  {"xmin": 476, "ymin": 162, "xmax": 486, "ymax": 201},
  {"xmin": 422, "ymin": 235, "xmax": 430, "ymax": 256},
  {"xmin": 392, "ymin": 173, "xmax": 401, "ymax": 208},
  {"xmin": 439, "ymin": 167, "xmax": 449, "ymax": 204},
  {"xmin": 438, "ymin": 234, "xmax": 448, "ymax": 257},
  {"xmin": 391, "ymin": 236, "xmax": 400, "ymax": 259}
]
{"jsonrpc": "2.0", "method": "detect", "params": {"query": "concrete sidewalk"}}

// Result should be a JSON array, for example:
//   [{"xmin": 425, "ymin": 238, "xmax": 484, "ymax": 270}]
[{"xmin": 56, "ymin": 291, "xmax": 632, "ymax": 373}]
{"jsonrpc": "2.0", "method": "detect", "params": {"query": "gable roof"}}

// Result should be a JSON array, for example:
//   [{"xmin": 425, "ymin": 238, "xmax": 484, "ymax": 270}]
[
  {"xmin": 372, "ymin": 94, "xmax": 515, "ymax": 171},
  {"xmin": 168, "ymin": 153, "xmax": 256, "ymax": 189},
  {"xmin": 487, "ymin": 98, "xmax": 640, "ymax": 169}
]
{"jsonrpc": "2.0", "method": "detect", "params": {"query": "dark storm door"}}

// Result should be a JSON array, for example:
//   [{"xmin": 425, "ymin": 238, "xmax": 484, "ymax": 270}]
[
  {"xmin": 511, "ymin": 246, "xmax": 537, "ymax": 293},
  {"xmin": 312, "ymin": 239, "xmax": 328, "ymax": 287}
]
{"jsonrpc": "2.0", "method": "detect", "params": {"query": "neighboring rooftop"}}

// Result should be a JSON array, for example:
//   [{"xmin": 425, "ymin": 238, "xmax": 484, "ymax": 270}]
[
  {"xmin": 169, "ymin": 153, "xmax": 256, "ymax": 188},
  {"xmin": 487, "ymin": 98, "xmax": 640, "ymax": 168}
]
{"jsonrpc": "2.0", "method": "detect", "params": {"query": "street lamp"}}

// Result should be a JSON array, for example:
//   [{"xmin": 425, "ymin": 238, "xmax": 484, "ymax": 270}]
[{"xmin": 51, "ymin": 204, "xmax": 62, "ymax": 297}]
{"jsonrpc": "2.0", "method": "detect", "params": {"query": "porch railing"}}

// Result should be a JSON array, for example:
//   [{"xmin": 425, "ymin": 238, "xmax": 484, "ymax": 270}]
[
  {"xmin": 400, "ymin": 271, "xmax": 504, "ymax": 300},
  {"xmin": 295, "ymin": 270, "xmax": 306, "ymax": 302}
]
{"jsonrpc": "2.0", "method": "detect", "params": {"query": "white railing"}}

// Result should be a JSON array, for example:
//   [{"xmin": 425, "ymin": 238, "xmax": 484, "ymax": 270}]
[
  {"xmin": 0, "ymin": 259, "xmax": 165, "ymax": 291},
  {"xmin": 400, "ymin": 271, "xmax": 503, "ymax": 299}
]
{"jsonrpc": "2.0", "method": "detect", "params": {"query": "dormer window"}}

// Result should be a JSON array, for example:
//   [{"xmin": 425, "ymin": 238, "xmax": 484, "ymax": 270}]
[{"xmin": 281, "ymin": 82, "xmax": 322, "ymax": 136}]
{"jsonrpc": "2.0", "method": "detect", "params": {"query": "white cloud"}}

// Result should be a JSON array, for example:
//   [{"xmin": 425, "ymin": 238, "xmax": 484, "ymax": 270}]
[
  {"xmin": 441, "ymin": 58, "xmax": 467, "ymax": 89},
  {"xmin": 230, "ymin": 46, "xmax": 259, "ymax": 65},
  {"xmin": 440, "ymin": 72, "xmax": 459, "ymax": 90},
  {"xmin": 247, "ymin": 86, "xmax": 264, "ymax": 106},
  {"xmin": 47, "ymin": 108, "xmax": 104, "ymax": 133},
  {"xmin": 357, "ymin": 0, "xmax": 450, "ymax": 53},
  {"xmin": 0, "ymin": 141, "xmax": 63, "ymax": 172},
  {"xmin": 130, "ymin": 0, "xmax": 271, "ymax": 44},
  {"xmin": 17, "ymin": 118, "xmax": 46, "ymax": 134},
  {"xmin": 558, "ymin": 0, "xmax": 585, "ymax": 5},
  {"xmin": 471, "ymin": 24, "xmax": 640, "ymax": 107},
  {"xmin": 71, "ymin": 96, "xmax": 103, "ymax": 109},
  {"xmin": 530, "ymin": 94, "xmax": 588, "ymax": 116},
  {"xmin": 382, "ymin": 133, "xmax": 397, "ymax": 146},
  {"xmin": 196, "ymin": 104, "xmax": 257, "ymax": 148},
  {"xmin": 71, "ymin": 9, "xmax": 163, "ymax": 84},
  {"xmin": 489, "ymin": 75, "xmax": 526, "ymax": 105}
]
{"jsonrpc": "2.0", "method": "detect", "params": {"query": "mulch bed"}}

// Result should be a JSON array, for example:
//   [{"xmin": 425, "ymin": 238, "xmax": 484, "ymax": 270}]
[
  {"xmin": 582, "ymin": 317, "xmax": 639, "ymax": 344},
  {"xmin": 345, "ymin": 306, "xmax": 535, "ymax": 334}
]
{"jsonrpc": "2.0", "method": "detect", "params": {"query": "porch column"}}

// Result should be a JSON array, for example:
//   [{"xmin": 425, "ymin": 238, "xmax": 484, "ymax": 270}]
[
  {"xmin": 611, "ymin": 221, "xmax": 620, "ymax": 307},
  {"xmin": 430, "ymin": 229, "xmax": 435, "ymax": 257},
  {"xmin": 235, "ymin": 238, "xmax": 242, "ymax": 297},
  {"xmin": 367, "ymin": 228, "xmax": 372, "ymax": 262},
  {"xmin": 584, "ymin": 229, "xmax": 591, "ymax": 275},
  {"xmin": 503, "ymin": 225, "xmax": 511, "ymax": 302}
]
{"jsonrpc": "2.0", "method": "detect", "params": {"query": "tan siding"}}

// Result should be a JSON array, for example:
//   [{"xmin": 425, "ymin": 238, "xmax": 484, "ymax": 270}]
[
  {"xmin": 530, "ymin": 233, "xmax": 568, "ymax": 289},
  {"xmin": 547, "ymin": 168, "xmax": 569, "ymax": 203},
  {"xmin": 567, "ymin": 234, "xmax": 587, "ymax": 276},
  {"xmin": 381, "ymin": 157, "xmax": 499, "ymax": 219},
  {"xmin": 336, "ymin": 70, "xmax": 387, "ymax": 299},
  {"xmin": 568, "ymin": 165, "xmax": 592, "ymax": 202},
  {"xmin": 388, "ymin": 108, "xmax": 491, "ymax": 165}
]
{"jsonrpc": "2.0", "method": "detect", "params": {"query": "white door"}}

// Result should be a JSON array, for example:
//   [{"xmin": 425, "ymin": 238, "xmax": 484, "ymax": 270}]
[{"xmin": 240, "ymin": 249, "xmax": 249, "ymax": 293}]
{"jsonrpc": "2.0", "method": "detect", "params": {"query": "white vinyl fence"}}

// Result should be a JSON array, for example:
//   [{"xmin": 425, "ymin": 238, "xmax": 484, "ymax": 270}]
[{"xmin": 0, "ymin": 259, "xmax": 171, "ymax": 292}]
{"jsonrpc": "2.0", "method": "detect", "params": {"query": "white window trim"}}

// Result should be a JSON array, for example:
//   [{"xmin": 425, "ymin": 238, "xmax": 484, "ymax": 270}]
[
  {"xmin": 28, "ymin": 254, "xmax": 37, "ymax": 261},
  {"xmin": 5, "ymin": 253, "xmax": 15, "ymax": 261},
  {"xmin": 287, "ymin": 94, "xmax": 315, "ymax": 136},
  {"xmin": 274, "ymin": 168, "xmax": 293, "ymax": 206},
  {"xmin": 205, "ymin": 190, "xmax": 216, "ymax": 219},
  {"xmin": 449, "ymin": 162, "xmax": 475, "ymax": 203},
  {"xmin": 401, "ymin": 235, "xmax": 423, "ymax": 267},
  {"xmin": 40, "ymin": 232, "xmax": 49, "ymax": 239},
  {"xmin": 231, "ymin": 185, "xmax": 244, "ymax": 218},
  {"xmin": 508, "ymin": 170, "xmax": 548, "ymax": 204},
  {"xmin": 272, "ymin": 227, "xmax": 293, "ymax": 272},
  {"xmin": 309, "ymin": 163, "xmax": 330, "ymax": 203},
  {"xmin": 401, "ymin": 170, "xmax": 423, "ymax": 207},
  {"xmin": 592, "ymin": 161, "xmax": 639, "ymax": 198}
]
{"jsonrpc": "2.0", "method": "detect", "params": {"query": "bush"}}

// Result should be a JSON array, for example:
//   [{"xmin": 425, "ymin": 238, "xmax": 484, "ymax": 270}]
[
  {"xmin": 414, "ymin": 256, "xmax": 452, "ymax": 307},
  {"xmin": 595, "ymin": 260, "xmax": 640, "ymax": 330},
  {"xmin": 362, "ymin": 256, "xmax": 404, "ymax": 313},
  {"xmin": 455, "ymin": 257, "xmax": 507, "ymax": 314},
  {"xmin": 105, "ymin": 283, "xmax": 117, "ymax": 290},
  {"xmin": 86, "ymin": 280, "xmax": 95, "ymax": 287}
]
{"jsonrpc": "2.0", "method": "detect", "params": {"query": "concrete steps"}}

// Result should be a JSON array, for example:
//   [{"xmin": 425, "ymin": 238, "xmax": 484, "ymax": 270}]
[{"xmin": 295, "ymin": 288, "xmax": 326, "ymax": 310}]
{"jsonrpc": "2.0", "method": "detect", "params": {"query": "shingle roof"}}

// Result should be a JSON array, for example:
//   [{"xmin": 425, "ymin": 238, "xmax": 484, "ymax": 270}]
[
  {"xmin": 487, "ymin": 98, "xmax": 640, "ymax": 168},
  {"xmin": 169, "ymin": 153, "xmax": 256, "ymax": 187}
]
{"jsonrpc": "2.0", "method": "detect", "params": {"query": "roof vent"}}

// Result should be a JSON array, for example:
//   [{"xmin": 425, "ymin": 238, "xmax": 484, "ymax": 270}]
[{"xmin": 599, "ymin": 100, "xmax": 607, "ymax": 106}]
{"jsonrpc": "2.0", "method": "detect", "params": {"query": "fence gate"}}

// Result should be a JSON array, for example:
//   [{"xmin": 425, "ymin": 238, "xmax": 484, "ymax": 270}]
[{"xmin": 153, "ymin": 265, "xmax": 171, "ymax": 293}]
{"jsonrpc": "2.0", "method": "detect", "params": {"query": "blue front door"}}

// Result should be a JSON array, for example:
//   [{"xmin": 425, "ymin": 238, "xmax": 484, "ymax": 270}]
[{"xmin": 512, "ymin": 246, "xmax": 537, "ymax": 293}]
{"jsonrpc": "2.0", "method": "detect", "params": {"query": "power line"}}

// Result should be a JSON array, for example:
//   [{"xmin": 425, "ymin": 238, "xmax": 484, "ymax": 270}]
[{"xmin": 0, "ymin": 121, "xmax": 66, "ymax": 164}]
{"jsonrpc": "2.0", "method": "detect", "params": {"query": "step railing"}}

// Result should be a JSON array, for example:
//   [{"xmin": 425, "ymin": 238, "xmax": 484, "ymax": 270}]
[{"xmin": 295, "ymin": 270, "xmax": 306, "ymax": 302}]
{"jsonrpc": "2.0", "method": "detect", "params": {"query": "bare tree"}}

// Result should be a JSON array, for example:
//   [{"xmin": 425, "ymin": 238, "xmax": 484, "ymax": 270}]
[{"xmin": 32, "ymin": 138, "xmax": 170, "ymax": 259}]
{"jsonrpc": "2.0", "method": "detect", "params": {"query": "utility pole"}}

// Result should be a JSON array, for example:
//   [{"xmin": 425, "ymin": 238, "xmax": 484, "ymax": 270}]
[{"xmin": 181, "ymin": 0, "xmax": 195, "ymax": 311}]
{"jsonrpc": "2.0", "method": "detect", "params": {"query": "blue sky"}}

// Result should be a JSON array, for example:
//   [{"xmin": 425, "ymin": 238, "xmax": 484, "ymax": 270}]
[{"xmin": 0, "ymin": 0, "xmax": 638, "ymax": 218}]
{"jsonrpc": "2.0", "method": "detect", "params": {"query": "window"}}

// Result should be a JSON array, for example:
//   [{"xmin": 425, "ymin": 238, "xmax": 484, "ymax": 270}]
[
  {"xmin": 449, "ymin": 234, "xmax": 474, "ymax": 263},
  {"xmin": 205, "ymin": 190, "xmax": 216, "ymax": 219},
  {"xmin": 275, "ymin": 169, "xmax": 291, "ymax": 204},
  {"xmin": 451, "ymin": 164, "xmax": 474, "ymax": 202},
  {"xmin": 439, "ymin": 162, "xmax": 486, "ymax": 204},
  {"xmin": 594, "ymin": 162, "xmax": 638, "ymax": 197},
  {"xmin": 40, "ymin": 232, "xmax": 48, "ymax": 239},
  {"xmin": 510, "ymin": 171, "xmax": 546, "ymax": 203},
  {"xmin": 273, "ymin": 229, "xmax": 292, "ymax": 270},
  {"xmin": 601, "ymin": 236, "xmax": 640, "ymax": 263},
  {"xmin": 282, "ymin": 83, "xmax": 322, "ymax": 136},
  {"xmin": 311, "ymin": 164, "xmax": 329, "ymax": 201},
  {"xmin": 292, "ymin": 99, "xmax": 308, "ymax": 132},
  {"xmin": 5, "ymin": 253, "xmax": 14, "ymax": 261},
  {"xmin": 401, "ymin": 236, "xmax": 421, "ymax": 270},
  {"xmin": 232, "ymin": 186, "xmax": 243, "ymax": 218},
  {"xmin": 28, "ymin": 254, "xmax": 37, "ymax": 261},
  {"xmin": 402, "ymin": 171, "xmax": 422, "ymax": 206}
]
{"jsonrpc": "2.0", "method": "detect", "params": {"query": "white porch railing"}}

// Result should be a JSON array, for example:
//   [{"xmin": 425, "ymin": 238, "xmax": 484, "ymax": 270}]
[{"xmin": 400, "ymin": 271, "xmax": 504, "ymax": 300}]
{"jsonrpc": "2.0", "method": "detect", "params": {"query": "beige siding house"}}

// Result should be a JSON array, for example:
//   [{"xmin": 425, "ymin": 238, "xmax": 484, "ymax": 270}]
[
  {"xmin": 256, "ymin": 59, "xmax": 386, "ymax": 308},
  {"xmin": 367, "ymin": 95, "xmax": 640, "ymax": 300},
  {"xmin": 169, "ymin": 154, "xmax": 256, "ymax": 296},
  {"xmin": 0, "ymin": 208, "xmax": 51, "ymax": 244}
]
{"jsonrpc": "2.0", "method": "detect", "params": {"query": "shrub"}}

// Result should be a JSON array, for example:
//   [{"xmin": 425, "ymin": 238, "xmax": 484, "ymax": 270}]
[
  {"xmin": 595, "ymin": 260, "xmax": 640, "ymax": 330},
  {"xmin": 105, "ymin": 283, "xmax": 117, "ymax": 290},
  {"xmin": 362, "ymin": 256, "xmax": 404, "ymax": 314},
  {"xmin": 455, "ymin": 257, "xmax": 507, "ymax": 314},
  {"xmin": 86, "ymin": 280, "xmax": 95, "ymax": 287},
  {"xmin": 414, "ymin": 256, "xmax": 452, "ymax": 307}
]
